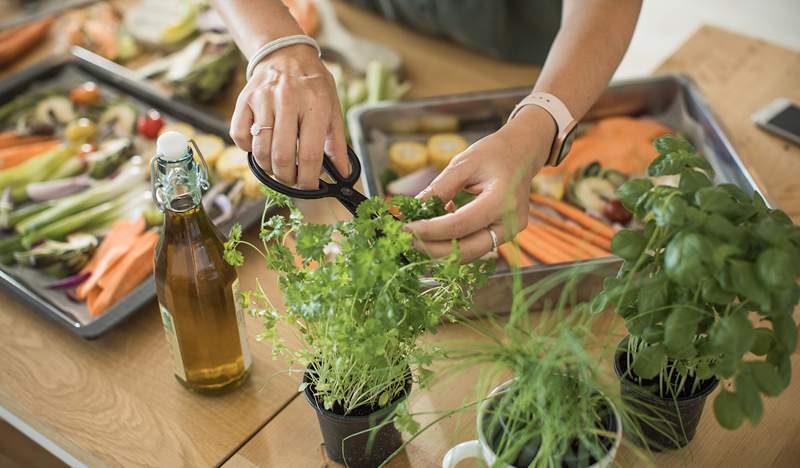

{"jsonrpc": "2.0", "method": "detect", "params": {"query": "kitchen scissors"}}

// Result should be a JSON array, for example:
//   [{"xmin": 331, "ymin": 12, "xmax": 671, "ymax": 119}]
[{"xmin": 247, "ymin": 147, "xmax": 367, "ymax": 216}]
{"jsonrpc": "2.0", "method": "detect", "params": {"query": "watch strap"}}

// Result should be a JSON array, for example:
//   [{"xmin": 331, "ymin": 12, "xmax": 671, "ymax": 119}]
[{"xmin": 509, "ymin": 92, "xmax": 577, "ymax": 166}]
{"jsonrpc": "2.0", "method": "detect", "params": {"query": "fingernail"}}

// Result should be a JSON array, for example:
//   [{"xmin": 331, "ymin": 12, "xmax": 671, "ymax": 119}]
[{"xmin": 445, "ymin": 201, "xmax": 456, "ymax": 212}]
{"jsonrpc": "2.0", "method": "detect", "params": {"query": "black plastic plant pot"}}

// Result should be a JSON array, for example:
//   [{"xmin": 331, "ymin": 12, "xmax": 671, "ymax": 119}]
[
  {"xmin": 303, "ymin": 370, "xmax": 412, "ymax": 467},
  {"xmin": 613, "ymin": 343, "xmax": 719, "ymax": 452}
]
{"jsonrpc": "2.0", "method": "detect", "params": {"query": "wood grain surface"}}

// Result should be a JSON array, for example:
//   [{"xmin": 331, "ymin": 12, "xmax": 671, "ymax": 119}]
[{"xmin": 226, "ymin": 25, "xmax": 800, "ymax": 468}]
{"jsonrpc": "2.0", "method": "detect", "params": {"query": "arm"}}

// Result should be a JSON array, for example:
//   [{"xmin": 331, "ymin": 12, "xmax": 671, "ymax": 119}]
[
  {"xmin": 211, "ymin": 0, "xmax": 348, "ymax": 189},
  {"xmin": 405, "ymin": 0, "xmax": 642, "ymax": 261}
]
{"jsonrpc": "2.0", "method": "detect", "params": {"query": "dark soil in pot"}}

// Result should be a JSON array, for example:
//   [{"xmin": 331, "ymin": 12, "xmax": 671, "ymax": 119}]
[
  {"xmin": 613, "ymin": 346, "xmax": 718, "ymax": 452},
  {"xmin": 303, "ymin": 369, "xmax": 412, "ymax": 467},
  {"xmin": 483, "ymin": 398, "xmax": 618, "ymax": 468}
]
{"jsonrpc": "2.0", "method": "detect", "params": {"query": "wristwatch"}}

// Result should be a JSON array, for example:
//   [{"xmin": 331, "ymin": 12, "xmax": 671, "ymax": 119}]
[{"xmin": 509, "ymin": 92, "xmax": 578, "ymax": 167}]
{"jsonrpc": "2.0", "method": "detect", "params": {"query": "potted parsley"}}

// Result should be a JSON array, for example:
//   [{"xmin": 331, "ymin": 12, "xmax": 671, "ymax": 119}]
[
  {"xmin": 224, "ymin": 190, "xmax": 491, "ymax": 467},
  {"xmin": 442, "ymin": 269, "xmax": 628, "ymax": 468},
  {"xmin": 595, "ymin": 135, "xmax": 800, "ymax": 451}
]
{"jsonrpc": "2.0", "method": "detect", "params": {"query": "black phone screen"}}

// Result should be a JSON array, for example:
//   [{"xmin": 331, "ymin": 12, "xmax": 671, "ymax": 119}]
[{"xmin": 768, "ymin": 104, "xmax": 800, "ymax": 137}]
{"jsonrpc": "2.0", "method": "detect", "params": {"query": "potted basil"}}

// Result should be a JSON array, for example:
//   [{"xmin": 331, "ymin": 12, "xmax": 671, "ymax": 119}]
[
  {"xmin": 442, "ymin": 269, "xmax": 626, "ymax": 468},
  {"xmin": 224, "ymin": 190, "xmax": 491, "ymax": 467},
  {"xmin": 595, "ymin": 135, "xmax": 800, "ymax": 451}
]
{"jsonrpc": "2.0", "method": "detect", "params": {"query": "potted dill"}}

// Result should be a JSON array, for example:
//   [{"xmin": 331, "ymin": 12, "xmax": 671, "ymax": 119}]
[
  {"xmin": 224, "ymin": 189, "xmax": 491, "ymax": 467},
  {"xmin": 441, "ymin": 269, "xmax": 628, "ymax": 468},
  {"xmin": 595, "ymin": 135, "xmax": 800, "ymax": 450}
]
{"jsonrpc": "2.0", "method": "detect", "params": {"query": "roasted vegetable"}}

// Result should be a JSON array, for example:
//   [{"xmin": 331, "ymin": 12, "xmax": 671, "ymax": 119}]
[
  {"xmin": 98, "ymin": 103, "xmax": 138, "ymax": 138},
  {"xmin": 137, "ymin": 110, "xmax": 165, "ymax": 140},
  {"xmin": 69, "ymin": 82, "xmax": 101, "ymax": 107},
  {"xmin": 14, "ymin": 233, "xmax": 98, "ymax": 277},
  {"xmin": 194, "ymin": 134, "xmax": 225, "ymax": 166},
  {"xmin": 419, "ymin": 113, "xmax": 459, "ymax": 133},
  {"xmin": 427, "ymin": 133, "xmax": 467, "ymax": 170},
  {"xmin": 86, "ymin": 138, "xmax": 135, "ymax": 179},
  {"xmin": 34, "ymin": 97, "xmax": 75, "ymax": 127},
  {"xmin": 0, "ymin": 144, "xmax": 76, "ymax": 191},
  {"xmin": 216, "ymin": 146, "xmax": 249, "ymax": 181},
  {"xmin": 170, "ymin": 34, "xmax": 240, "ymax": 102},
  {"xmin": 388, "ymin": 141, "xmax": 428, "ymax": 175},
  {"xmin": 65, "ymin": 118, "xmax": 97, "ymax": 142}
]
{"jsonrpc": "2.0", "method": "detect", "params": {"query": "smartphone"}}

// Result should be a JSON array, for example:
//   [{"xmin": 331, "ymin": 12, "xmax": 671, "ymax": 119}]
[{"xmin": 752, "ymin": 98, "xmax": 800, "ymax": 145}]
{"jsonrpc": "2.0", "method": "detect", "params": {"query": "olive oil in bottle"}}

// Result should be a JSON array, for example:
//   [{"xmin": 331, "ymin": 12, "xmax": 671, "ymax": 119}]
[{"xmin": 151, "ymin": 131, "xmax": 251, "ymax": 393}]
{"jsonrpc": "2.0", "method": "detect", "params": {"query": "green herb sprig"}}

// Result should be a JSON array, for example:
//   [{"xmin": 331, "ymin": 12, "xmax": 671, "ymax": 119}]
[
  {"xmin": 595, "ymin": 135, "xmax": 800, "ymax": 429},
  {"xmin": 225, "ymin": 188, "xmax": 492, "ymax": 415}
]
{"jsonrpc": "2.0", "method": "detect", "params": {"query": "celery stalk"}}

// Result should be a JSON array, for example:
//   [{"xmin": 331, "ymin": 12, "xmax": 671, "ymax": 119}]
[
  {"xmin": 21, "ymin": 200, "xmax": 120, "ymax": 248},
  {"xmin": 16, "ymin": 164, "xmax": 146, "ymax": 235},
  {"xmin": 7, "ymin": 201, "xmax": 53, "ymax": 228},
  {"xmin": 0, "ymin": 234, "xmax": 23, "ymax": 256},
  {"xmin": 366, "ymin": 61, "xmax": 390, "ymax": 103}
]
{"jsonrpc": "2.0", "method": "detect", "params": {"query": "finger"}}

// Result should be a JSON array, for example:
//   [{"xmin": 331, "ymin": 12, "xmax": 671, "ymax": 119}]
[
  {"xmin": 325, "ymin": 109, "xmax": 350, "ymax": 177},
  {"xmin": 295, "ymin": 106, "xmax": 329, "ymax": 189},
  {"xmin": 405, "ymin": 187, "xmax": 503, "ymax": 241},
  {"xmin": 415, "ymin": 160, "xmax": 470, "ymax": 203},
  {"xmin": 250, "ymin": 91, "xmax": 275, "ymax": 173},
  {"xmin": 230, "ymin": 91, "xmax": 255, "ymax": 151},
  {"xmin": 271, "ymin": 101, "xmax": 299, "ymax": 186},
  {"xmin": 414, "ymin": 223, "xmax": 506, "ymax": 262}
]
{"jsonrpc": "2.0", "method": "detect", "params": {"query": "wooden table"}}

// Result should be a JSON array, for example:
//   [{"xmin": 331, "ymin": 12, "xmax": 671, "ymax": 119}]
[{"xmin": 1, "ymin": 2, "xmax": 799, "ymax": 466}]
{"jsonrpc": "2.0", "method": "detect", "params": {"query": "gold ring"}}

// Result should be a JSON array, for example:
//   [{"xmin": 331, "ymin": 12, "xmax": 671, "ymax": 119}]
[
  {"xmin": 250, "ymin": 124, "xmax": 274, "ymax": 136},
  {"xmin": 487, "ymin": 227, "xmax": 498, "ymax": 254}
]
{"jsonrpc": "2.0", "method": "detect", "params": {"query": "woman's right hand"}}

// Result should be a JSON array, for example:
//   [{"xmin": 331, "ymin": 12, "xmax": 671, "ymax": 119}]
[{"xmin": 229, "ymin": 44, "xmax": 348, "ymax": 189}]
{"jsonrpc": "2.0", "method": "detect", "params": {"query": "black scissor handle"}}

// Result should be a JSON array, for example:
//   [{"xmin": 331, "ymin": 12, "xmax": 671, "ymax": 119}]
[{"xmin": 247, "ymin": 147, "xmax": 366, "ymax": 215}]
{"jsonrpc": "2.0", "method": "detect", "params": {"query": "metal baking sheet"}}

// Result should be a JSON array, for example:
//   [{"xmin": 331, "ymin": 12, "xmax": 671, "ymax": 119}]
[
  {"xmin": 0, "ymin": 50, "xmax": 261, "ymax": 338},
  {"xmin": 348, "ymin": 75, "xmax": 767, "ymax": 313}
]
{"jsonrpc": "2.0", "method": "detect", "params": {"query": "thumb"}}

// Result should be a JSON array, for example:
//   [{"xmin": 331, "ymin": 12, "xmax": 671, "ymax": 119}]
[{"xmin": 417, "ymin": 162, "xmax": 470, "ymax": 203}]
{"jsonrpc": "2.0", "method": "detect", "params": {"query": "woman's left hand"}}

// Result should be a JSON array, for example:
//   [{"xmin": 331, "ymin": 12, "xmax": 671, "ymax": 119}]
[{"xmin": 404, "ymin": 105, "xmax": 556, "ymax": 262}]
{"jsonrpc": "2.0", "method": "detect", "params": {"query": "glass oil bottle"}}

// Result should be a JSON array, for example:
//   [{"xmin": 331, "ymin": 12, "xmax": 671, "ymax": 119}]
[{"xmin": 151, "ymin": 131, "xmax": 251, "ymax": 393}]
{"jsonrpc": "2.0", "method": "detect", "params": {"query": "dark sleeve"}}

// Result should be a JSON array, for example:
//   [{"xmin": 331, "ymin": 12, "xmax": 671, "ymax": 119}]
[{"xmin": 342, "ymin": 0, "xmax": 562, "ymax": 64}]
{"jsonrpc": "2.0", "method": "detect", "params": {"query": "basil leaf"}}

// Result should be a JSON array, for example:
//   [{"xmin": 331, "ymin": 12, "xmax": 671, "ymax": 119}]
[
  {"xmin": 714, "ymin": 389, "xmax": 744, "ymax": 430},
  {"xmin": 749, "ymin": 327, "xmax": 773, "ymax": 356},
  {"xmin": 735, "ymin": 371, "xmax": 763, "ymax": 424},
  {"xmin": 679, "ymin": 168, "xmax": 712, "ymax": 193},
  {"xmin": 654, "ymin": 135, "xmax": 695, "ymax": 154},
  {"xmin": 653, "ymin": 196, "xmax": 687, "ymax": 227},
  {"xmin": 772, "ymin": 314, "xmax": 797, "ymax": 352},
  {"xmin": 710, "ymin": 310, "xmax": 754, "ymax": 357},
  {"xmin": 756, "ymin": 248, "xmax": 797, "ymax": 289},
  {"xmin": 611, "ymin": 229, "xmax": 647, "ymax": 262},
  {"xmin": 664, "ymin": 306, "xmax": 701, "ymax": 353},
  {"xmin": 632, "ymin": 344, "xmax": 666, "ymax": 379},
  {"xmin": 616, "ymin": 178, "xmax": 653, "ymax": 212},
  {"xmin": 748, "ymin": 361, "xmax": 786, "ymax": 396},
  {"xmin": 695, "ymin": 186, "xmax": 738, "ymax": 215},
  {"xmin": 730, "ymin": 260, "xmax": 771, "ymax": 310},
  {"xmin": 664, "ymin": 231, "xmax": 711, "ymax": 285}
]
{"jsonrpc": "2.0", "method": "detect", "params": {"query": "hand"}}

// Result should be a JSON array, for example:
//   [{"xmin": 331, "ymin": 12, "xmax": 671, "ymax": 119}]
[
  {"xmin": 404, "ymin": 106, "xmax": 557, "ymax": 262},
  {"xmin": 229, "ymin": 44, "xmax": 348, "ymax": 189}
]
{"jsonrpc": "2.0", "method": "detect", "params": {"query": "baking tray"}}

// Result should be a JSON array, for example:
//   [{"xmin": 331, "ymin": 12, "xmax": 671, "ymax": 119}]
[
  {"xmin": 0, "ymin": 50, "xmax": 262, "ymax": 338},
  {"xmin": 348, "ymin": 75, "xmax": 768, "ymax": 313}
]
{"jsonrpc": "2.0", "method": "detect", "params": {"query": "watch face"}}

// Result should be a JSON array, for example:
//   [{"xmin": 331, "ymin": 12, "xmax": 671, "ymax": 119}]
[{"xmin": 555, "ymin": 126, "xmax": 579, "ymax": 166}]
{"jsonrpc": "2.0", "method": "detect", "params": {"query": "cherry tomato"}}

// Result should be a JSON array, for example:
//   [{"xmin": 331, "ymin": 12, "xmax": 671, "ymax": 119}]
[
  {"xmin": 69, "ymin": 82, "xmax": 101, "ymax": 106},
  {"xmin": 137, "ymin": 109, "xmax": 165, "ymax": 140},
  {"xmin": 603, "ymin": 199, "xmax": 633, "ymax": 224}
]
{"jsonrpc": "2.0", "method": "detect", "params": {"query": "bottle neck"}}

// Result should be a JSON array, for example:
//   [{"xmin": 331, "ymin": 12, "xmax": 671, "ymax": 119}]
[{"xmin": 151, "ymin": 148, "xmax": 208, "ymax": 213}]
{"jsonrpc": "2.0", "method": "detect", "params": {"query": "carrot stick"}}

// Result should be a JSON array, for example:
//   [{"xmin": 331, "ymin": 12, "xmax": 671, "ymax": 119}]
[
  {"xmin": 76, "ymin": 244, "xmax": 128, "ymax": 301},
  {"xmin": 528, "ymin": 207, "xmax": 612, "ymax": 251},
  {"xmin": 537, "ymin": 223, "xmax": 612, "ymax": 258},
  {"xmin": 526, "ymin": 224, "xmax": 591, "ymax": 260},
  {"xmin": 498, "ymin": 242, "xmax": 535, "ymax": 268},
  {"xmin": 0, "ymin": 135, "xmax": 53, "ymax": 150},
  {"xmin": 80, "ymin": 217, "xmax": 146, "ymax": 276},
  {"xmin": 92, "ymin": 231, "xmax": 159, "ymax": 316},
  {"xmin": 530, "ymin": 194, "xmax": 617, "ymax": 240},
  {"xmin": 0, "ymin": 17, "xmax": 55, "ymax": 66},
  {"xmin": 515, "ymin": 229, "xmax": 572, "ymax": 264},
  {"xmin": 0, "ymin": 140, "xmax": 59, "ymax": 169}
]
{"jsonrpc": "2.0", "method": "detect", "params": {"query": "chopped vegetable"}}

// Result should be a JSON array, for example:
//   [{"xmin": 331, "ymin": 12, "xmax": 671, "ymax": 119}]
[
  {"xmin": 46, "ymin": 271, "xmax": 91, "ymax": 290},
  {"xmin": 388, "ymin": 141, "xmax": 428, "ymax": 175},
  {"xmin": 124, "ymin": 0, "xmax": 198, "ymax": 46},
  {"xmin": 79, "ymin": 217, "xmax": 145, "ymax": 280},
  {"xmin": 137, "ymin": 110, "xmax": 165, "ymax": 139},
  {"xmin": 602, "ymin": 199, "xmax": 632, "ymax": 224},
  {"xmin": 536, "ymin": 223, "xmax": 611, "ymax": 258},
  {"xmin": 88, "ymin": 229, "xmax": 159, "ymax": 316},
  {"xmin": 0, "ymin": 188, "xmax": 11, "ymax": 228},
  {"xmin": 65, "ymin": 118, "xmax": 97, "ymax": 143},
  {"xmin": 530, "ymin": 194, "xmax": 616, "ymax": 240},
  {"xmin": 69, "ymin": 82, "xmax": 102, "ymax": 107},
  {"xmin": 386, "ymin": 166, "xmax": 438, "ymax": 196},
  {"xmin": 14, "ymin": 233, "xmax": 98, "ymax": 277},
  {"xmin": 0, "ymin": 139, "xmax": 59, "ymax": 170},
  {"xmin": 194, "ymin": 134, "xmax": 225, "ymax": 166},
  {"xmin": 515, "ymin": 229, "xmax": 571, "ymax": 264},
  {"xmin": 528, "ymin": 206, "xmax": 611, "ymax": 251},
  {"xmin": 387, "ymin": 116, "xmax": 420, "ymax": 134},
  {"xmin": 242, "ymin": 171, "xmax": 263, "ymax": 199},
  {"xmin": 567, "ymin": 176, "xmax": 616, "ymax": 214},
  {"xmin": 282, "ymin": 0, "xmax": 320, "ymax": 36},
  {"xmin": 34, "ymin": 97, "xmax": 75, "ymax": 127},
  {"xmin": 0, "ymin": 17, "xmax": 54, "ymax": 67},
  {"xmin": 498, "ymin": 242, "xmax": 535, "ymax": 268},
  {"xmin": 525, "ymin": 224, "xmax": 591, "ymax": 260},
  {"xmin": 15, "ymin": 163, "xmax": 146, "ymax": 235},
  {"xmin": 427, "ymin": 133, "xmax": 467, "ymax": 170},
  {"xmin": 530, "ymin": 173, "xmax": 565, "ymax": 200},
  {"xmin": 98, "ymin": 103, "xmax": 138, "ymax": 138},
  {"xmin": 158, "ymin": 121, "xmax": 194, "ymax": 139},
  {"xmin": 419, "ymin": 114, "xmax": 459, "ymax": 133},
  {"xmin": 25, "ymin": 175, "xmax": 92, "ymax": 202},
  {"xmin": 86, "ymin": 138, "xmax": 134, "ymax": 179},
  {"xmin": 0, "ymin": 133, "xmax": 53, "ymax": 150},
  {"xmin": 0, "ymin": 144, "xmax": 76, "ymax": 191},
  {"xmin": 169, "ymin": 34, "xmax": 240, "ymax": 102},
  {"xmin": 216, "ymin": 146, "xmax": 249, "ymax": 181}
]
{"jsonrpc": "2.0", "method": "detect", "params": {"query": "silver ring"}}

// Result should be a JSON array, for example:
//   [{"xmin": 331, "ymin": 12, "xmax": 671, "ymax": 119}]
[
  {"xmin": 250, "ymin": 124, "xmax": 274, "ymax": 136},
  {"xmin": 486, "ymin": 227, "xmax": 499, "ymax": 254}
]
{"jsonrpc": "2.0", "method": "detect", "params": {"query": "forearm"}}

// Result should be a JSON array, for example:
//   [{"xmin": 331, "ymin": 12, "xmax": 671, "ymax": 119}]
[
  {"xmin": 533, "ymin": 0, "xmax": 642, "ymax": 119},
  {"xmin": 210, "ymin": 0, "xmax": 304, "ymax": 58}
]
